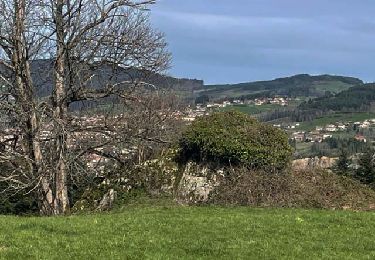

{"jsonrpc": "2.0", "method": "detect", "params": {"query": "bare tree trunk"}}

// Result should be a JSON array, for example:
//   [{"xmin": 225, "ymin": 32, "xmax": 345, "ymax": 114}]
[
  {"xmin": 53, "ymin": 0, "xmax": 69, "ymax": 214},
  {"xmin": 12, "ymin": 0, "xmax": 53, "ymax": 215},
  {"xmin": 32, "ymin": 109, "xmax": 53, "ymax": 215}
]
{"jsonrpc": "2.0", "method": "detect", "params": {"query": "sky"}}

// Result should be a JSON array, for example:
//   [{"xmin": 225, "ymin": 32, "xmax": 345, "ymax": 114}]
[{"xmin": 150, "ymin": 0, "xmax": 375, "ymax": 84}]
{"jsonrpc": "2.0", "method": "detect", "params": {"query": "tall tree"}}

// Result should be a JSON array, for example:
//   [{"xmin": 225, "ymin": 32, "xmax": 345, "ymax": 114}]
[
  {"xmin": 0, "ymin": 0, "xmax": 171, "ymax": 215},
  {"xmin": 334, "ymin": 148, "xmax": 351, "ymax": 176},
  {"xmin": 0, "ymin": 0, "xmax": 54, "ymax": 213},
  {"xmin": 355, "ymin": 149, "xmax": 375, "ymax": 185}
]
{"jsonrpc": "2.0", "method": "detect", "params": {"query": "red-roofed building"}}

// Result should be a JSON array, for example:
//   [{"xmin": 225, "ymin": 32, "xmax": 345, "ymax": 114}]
[{"xmin": 355, "ymin": 134, "xmax": 367, "ymax": 143}]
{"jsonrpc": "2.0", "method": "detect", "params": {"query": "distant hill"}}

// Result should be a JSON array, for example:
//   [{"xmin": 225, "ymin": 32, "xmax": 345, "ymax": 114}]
[
  {"xmin": 196, "ymin": 74, "xmax": 363, "ymax": 101},
  {"xmin": 0, "ymin": 59, "xmax": 204, "ymax": 99}
]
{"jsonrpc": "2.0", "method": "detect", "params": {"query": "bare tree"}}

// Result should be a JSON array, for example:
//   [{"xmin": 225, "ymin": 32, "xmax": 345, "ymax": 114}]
[
  {"xmin": 0, "ymin": 0, "xmax": 54, "ymax": 213},
  {"xmin": 0, "ymin": 0, "xmax": 171, "ymax": 215}
]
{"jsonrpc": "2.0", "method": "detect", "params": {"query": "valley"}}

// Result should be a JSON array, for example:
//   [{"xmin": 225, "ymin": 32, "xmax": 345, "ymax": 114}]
[{"xmin": 191, "ymin": 74, "xmax": 375, "ymax": 159}]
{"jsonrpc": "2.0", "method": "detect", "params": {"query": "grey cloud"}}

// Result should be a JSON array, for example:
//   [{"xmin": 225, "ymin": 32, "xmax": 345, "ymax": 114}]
[{"xmin": 151, "ymin": 0, "xmax": 375, "ymax": 84}]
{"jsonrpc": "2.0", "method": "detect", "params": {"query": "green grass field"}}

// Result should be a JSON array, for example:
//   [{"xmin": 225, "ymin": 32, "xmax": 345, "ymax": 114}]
[
  {"xmin": 297, "ymin": 112, "xmax": 375, "ymax": 131},
  {"xmin": 313, "ymin": 81, "xmax": 353, "ymax": 94},
  {"xmin": 295, "ymin": 142, "xmax": 314, "ymax": 154},
  {"xmin": 220, "ymin": 104, "xmax": 282, "ymax": 115},
  {"xmin": 0, "ymin": 202, "xmax": 374, "ymax": 259}
]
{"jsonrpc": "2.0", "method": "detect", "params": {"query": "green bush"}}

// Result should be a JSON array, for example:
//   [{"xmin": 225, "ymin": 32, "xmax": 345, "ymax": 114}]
[
  {"xmin": 178, "ymin": 111, "xmax": 292, "ymax": 171},
  {"xmin": 0, "ymin": 188, "xmax": 38, "ymax": 216},
  {"xmin": 0, "ymin": 162, "xmax": 39, "ymax": 215}
]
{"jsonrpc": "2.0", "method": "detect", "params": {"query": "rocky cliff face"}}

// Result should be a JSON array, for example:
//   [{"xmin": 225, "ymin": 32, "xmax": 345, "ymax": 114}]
[{"xmin": 292, "ymin": 156, "xmax": 338, "ymax": 170}]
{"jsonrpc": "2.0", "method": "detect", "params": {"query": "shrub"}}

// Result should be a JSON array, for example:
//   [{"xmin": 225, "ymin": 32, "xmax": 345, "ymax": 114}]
[
  {"xmin": 0, "ymin": 162, "xmax": 39, "ymax": 215},
  {"xmin": 71, "ymin": 152, "xmax": 179, "ymax": 213},
  {"xmin": 178, "ymin": 111, "xmax": 292, "ymax": 171},
  {"xmin": 0, "ymin": 189, "xmax": 38, "ymax": 215},
  {"xmin": 209, "ymin": 167, "xmax": 375, "ymax": 210}
]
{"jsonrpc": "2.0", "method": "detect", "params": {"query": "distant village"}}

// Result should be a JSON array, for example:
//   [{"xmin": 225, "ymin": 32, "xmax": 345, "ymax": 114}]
[
  {"xmin": 0, "ymin": 114, "xmax": 138, "ymax": 172},
  {"xmin": 182, "ymin": 96, "xmax": 290, "ymax": 121},
  {"xmin": 285, "ymin": 119, "xmax": 375, "ymax": 144},
  {"xmin": 181, "ymin": 96, "xmax": 375, "ymax": 146},
  {"xmin": 0, "ymin": 95, "xmax": 373, "ymax": 168}
]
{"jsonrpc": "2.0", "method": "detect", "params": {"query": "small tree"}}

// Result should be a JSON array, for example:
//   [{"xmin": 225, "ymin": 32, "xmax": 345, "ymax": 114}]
[
  {"xmin": 195, "ymin": 95, "xmax": 209, "ymax": 105},
  {"xmin": 355, "ymin": 149, "xmax": 375, "ymax": 186},
  {"xmin": 334, "ymin": 148, "xmax": 351, "ymax": 176}
]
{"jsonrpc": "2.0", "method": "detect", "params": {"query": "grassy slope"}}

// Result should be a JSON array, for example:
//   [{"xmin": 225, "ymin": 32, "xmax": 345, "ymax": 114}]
[
  {"xmin": 200, "ymin": 75, "xmax": 359, "ymax": 101},
  {"xmin": 0, "ymin": 202, "xmax": 374, "ymax": 259},
  {"xmin": 313, "ymin": 81, "xmax": 353, "ymax": 94},
  {"xmin": 220, "ymin": 104, "xmax": 283, "ymax": 114},
  {"xmin": 219, "ymin": 99, "xmax": 303, "ymax": 116},
  {"xmin": 295, "ymin": 142, "xmax": 314, "ymax": 154},
  {"xmin": 297, "ymin": 112, "xmax": 375, "ymax": 131}
]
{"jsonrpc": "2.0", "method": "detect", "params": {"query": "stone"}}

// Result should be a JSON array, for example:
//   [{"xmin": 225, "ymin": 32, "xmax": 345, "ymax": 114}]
[
  {"xmin": 292, "ymin": 156, "xmax": 338, "ymax": 170},
  {"xmin": 97, "ymin": 189, "xmax": 117, "ymax": 211},
  {"xmin": 176, "ymin": 162, "xmax": 222, "ymax": 204}
]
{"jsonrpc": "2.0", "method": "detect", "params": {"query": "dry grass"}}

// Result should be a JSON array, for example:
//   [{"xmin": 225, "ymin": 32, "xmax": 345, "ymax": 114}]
[{"xmin": 209, "ymin": 168, "xmax": 375, "ymax": 210}]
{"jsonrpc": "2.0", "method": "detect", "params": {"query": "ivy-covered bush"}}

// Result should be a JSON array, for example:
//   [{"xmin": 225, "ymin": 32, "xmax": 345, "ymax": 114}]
[
  {"xmin": 0, "ymin": 192, "xmax": 38, "ymax": 215},
  {"xmin": 0, "ymin": 162, "xmax": 39, "ymax": 215},
  {"xmin": 178, "ymin": 111, "xmax": 292, "ymax": 171}
]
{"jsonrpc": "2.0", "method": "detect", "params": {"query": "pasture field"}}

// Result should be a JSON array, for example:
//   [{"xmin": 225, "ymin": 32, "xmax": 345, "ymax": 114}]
[
  {"xmin": 312, "ymin": 81, "xmax": 353, "ymax": 94},
  {"xmin": 297, "ymin": 112, "xmax": 375, "ymax": 131},
  {"xmin": 220, "ymin": 104, "xmax": 283, "ymax": 114},
  {"xmin": 0, "ymin": 201, "xmax": 374, "ymax": 259}
]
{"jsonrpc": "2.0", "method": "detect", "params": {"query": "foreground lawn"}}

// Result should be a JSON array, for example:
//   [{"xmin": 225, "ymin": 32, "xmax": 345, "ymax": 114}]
[{"xmin": 0, "ymin": 203, "xmax": 374, "ymax": 259}]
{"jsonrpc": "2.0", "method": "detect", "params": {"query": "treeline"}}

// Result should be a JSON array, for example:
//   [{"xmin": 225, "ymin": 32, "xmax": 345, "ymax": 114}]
[
  {"xmin": 258, "ymin": 107, "xmax": 327, "ymax": 122},
  {"xmin": 299, "ymin": 84, "xmax": 375, "ymax": 113},
  {"xmin": 334, "ymin": 149, "xmax": 375, "ymax": 188},
  {"xmin": 219, "ymin": 91, "xmax": 273, "ymax": 103},
  {"xmin": 294, "ymin": 137, "xmax": 370, "ymax": 158},
  {"xmin": 260, "ymin": 84, "xmax": 375, "ymax": 123},
  {"xmin": 312, "ymin": 137, "xmax": 370, "ymax": 157}
]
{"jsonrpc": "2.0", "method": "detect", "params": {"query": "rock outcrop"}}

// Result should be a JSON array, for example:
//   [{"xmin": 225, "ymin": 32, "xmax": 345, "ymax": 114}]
[
  {"xmin": 292, "ymin": 156, "xmax": 338, "ymax": 170},
  {"xmin": 97, "ymin": 189, "xmax": 117, "ymax": 211},
  {"xmin": 176, "ymin": 162, "xmax": 223, "ymax": 204}
]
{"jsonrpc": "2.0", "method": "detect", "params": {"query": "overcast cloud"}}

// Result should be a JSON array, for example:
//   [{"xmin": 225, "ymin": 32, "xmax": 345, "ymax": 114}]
[{"xmin": 151, "ymin": 0, "xmax": 375, "ymax": 84}]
